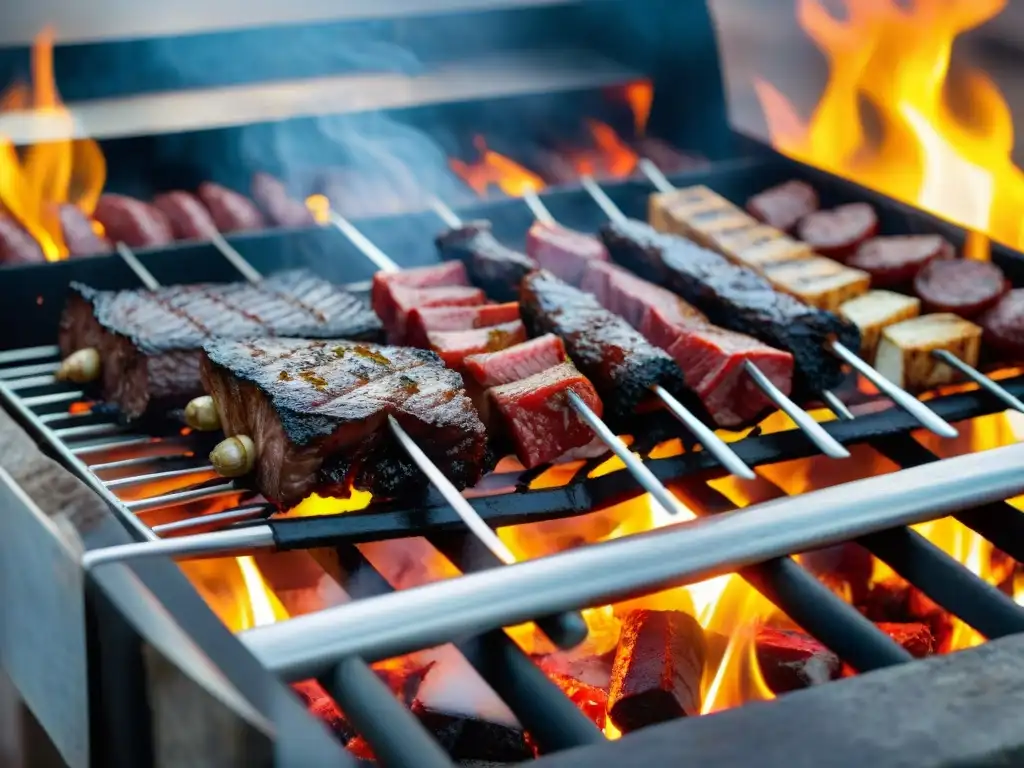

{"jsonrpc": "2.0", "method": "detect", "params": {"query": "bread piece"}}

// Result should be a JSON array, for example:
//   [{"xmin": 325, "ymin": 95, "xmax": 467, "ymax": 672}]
[
  {"xmin": 839, "ymin": 290, "xmax": 921, "ymax": 361},
  {"xmin": 875, "ymin": 313, "xmax": 982, "ymax": 391},
  {"xmin": 763, "ymin": 257, "xmax": 870, "ymax": 311}
]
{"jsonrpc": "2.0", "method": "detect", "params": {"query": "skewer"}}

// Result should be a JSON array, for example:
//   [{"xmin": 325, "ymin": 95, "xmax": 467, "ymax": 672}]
[
  {"xmin": 110, "ymin": 241, "xmax": 521, "ymax": 565},
  {"xmin": 426, "ymin": 195, "xmax": 688, "ymax": 515},
  {"xmin": 578, "ymin": 173, "xmax": 851, "ymax": 459},
  {"xmin": 520, "ymin": 187, "xmax": 757, "ymax": 480},
  {"xmin": 931, "ymin": 349, "xmax": 1024, "ymax": 414},
  {"xmin": 635, "ymin": 159, "xmax": 960, "ymax": 439}
]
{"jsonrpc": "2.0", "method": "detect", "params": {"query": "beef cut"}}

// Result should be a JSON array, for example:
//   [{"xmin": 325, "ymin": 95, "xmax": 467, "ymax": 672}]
[
  {"xmin": 519, "ymin": 269, "xmax": 698, "ymax": 427},
  {"xmin": 601, "ymin": 219, "xmax": 859, "ymax": 393},
  {"xmin": 58, "ymin": 270, "xmax": 384, "ymax": 419},
  {"xmin": 435, "ymin": 221, "xmax": 537, "ymax": 302},
  {"xmin": 525, "ymin": 220, "xmax": 609, "ymax": 285},
  {"xmin": 581, "ymin": 261, "xmax": 793, "ymax": 427},
  {"xmin": 404, "ymin": 302, "xmax": 520, "ymax": 349},
  {"xmin": 371, "ymin": 260, "xmax": 470, "ymax": 339},
  {"xmin": 464, "ymin": 334, "xmax": 567, "ymax": 388},
  {"xmin": 426, "ymin": 320, "xmax": 527, "ymax": 370},
  {"xmin": 201, "ymin": 337, "xmax": 487, "ymax": 507}
]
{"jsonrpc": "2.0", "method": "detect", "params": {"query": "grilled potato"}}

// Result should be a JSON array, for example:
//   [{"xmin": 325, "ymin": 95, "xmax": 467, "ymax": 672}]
[
  {"xmin": 875, "ymin": 313, "xmax": 982, "ymax": 391},
  {"xmin": 763, "ymin": 257, "xmax": 870, "ymax": 311},
  {"xmin": 839, "ymin": 290, "xmax": 921, "ymax": 361}
]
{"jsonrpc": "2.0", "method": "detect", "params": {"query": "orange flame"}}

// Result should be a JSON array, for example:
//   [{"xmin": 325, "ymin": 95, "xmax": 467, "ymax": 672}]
[
  {"xmin": 566, "ymin": 121, "xmax": 639, "ymax": 180},
  {"xmin": 450, "ymin": 137, "xmax": 545, "ymax": 198},
  {"xmin": 754, "ymin": 0, "xmax": 1024, "ymax": 248},
  {"xmin": 624, "ymin": 81, "xmax": 654, "ymax": 137},
  {"xmin": 0, "ymin": 28, "xmax": 106, "ymax": 260},
  {"xmin": 305, "ymin": 194, "xmax": 331, "ymax": 225}
]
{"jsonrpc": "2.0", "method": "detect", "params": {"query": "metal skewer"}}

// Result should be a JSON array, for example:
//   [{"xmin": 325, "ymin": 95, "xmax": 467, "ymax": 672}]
[
  {"xmin": 635, "ymin": 159, "xmax": 960, "ymax": 439},
  {"xmin": 578, "ymin": 173, "xmax": 850, "ymax": 460},
  {"xmin": 520, "ymin": 187, "xmax": 756, "ymax": 480},
  {"xmin": 428, "ymin": 195, "xmax": 687, "ymax": 515},
  {"xmin": 931, "ymin": 349, "xmax": 1024, "ymax": 414},
  {"xmin": 112, "ymin": 241, "xmax": 520, "ymax": 565}
]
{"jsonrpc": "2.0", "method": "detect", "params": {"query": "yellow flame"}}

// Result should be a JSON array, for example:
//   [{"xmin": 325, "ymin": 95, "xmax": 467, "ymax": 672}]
[
  {"xmin": 754, "ymin": 0, "xmax": 1024, "ymax": 249},
  {"xmin": 305, "ymin": 194, "xmax": 331, "ymax": 225}
]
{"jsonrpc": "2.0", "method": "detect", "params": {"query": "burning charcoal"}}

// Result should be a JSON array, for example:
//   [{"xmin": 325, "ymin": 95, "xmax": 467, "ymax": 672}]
[
  {"xmin": 545, "ymin": 671, "xmax": 608, "ymax": 730},
  {"xmin": 293, "ymin": 680, "xmax": 356, "ymax": 743},
  {"xmin": 411, "ymin": 701, "xmax": 532, "ymax": 763},
  {"xmin": 373, "ymin": 662, "xmax": 434, "ymax": 707},
  {"xmin": 607, "ymin": 609, "xmax": 706, "ymax": 733},
  {"xmin": 858, "ymin": 578, "xmax": 912, "ymax": 622},
  {"xmin": 346, "ymin": 735, "xmax": 375, "ymax": 760},
  {"xmin": 875, "ymin": 622, "xmax": 934, "ymax": 658},
  {"xmin": 800, "ymin": 543, "xmax": 873, "ymax": 604},
  {"xmin": 536, "ymin": 651, "xmax": 614, "ymax": 690},
  {"xmin": 907, "ymin": 588, "xmax": 954, "ymax": 652},
  {"xmin": 755, "ymin": 627, "xmax": 841, "ymax": 694}
]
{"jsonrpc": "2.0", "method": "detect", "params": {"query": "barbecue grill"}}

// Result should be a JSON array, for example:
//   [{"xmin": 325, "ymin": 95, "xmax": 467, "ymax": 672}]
[{"xmin": 4, "ymin": 2, "xmax": 1024, "ymax": 767}]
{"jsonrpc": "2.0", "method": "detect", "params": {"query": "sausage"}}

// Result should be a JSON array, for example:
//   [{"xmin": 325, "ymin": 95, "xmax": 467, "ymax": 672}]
[
  {"xmin": 0, "ymin": 214, "xmax": 45, "ymax": 265},
  {"xmin": 913, "ymin": 258, "xmax": 1008, "ymax": 318},
  {"xmin": 746, "ymin": 179, "xmax": 819, "ymax": 232},
  {"xmin": 152, "ymin": 191, "xmax": 219, "ymax": 241},
  {"xmin": 847, "ymin": 234, "xmax": 953, "ymax": 289},
  {"xmin": 59, "ymin": 204, "xmax": 113, "ymax": 258},
  {"xmin": 250, "ymin": 173, "xmax": 315, "ymax": 228},
  {"xmin": 93, "ymin": 194, "xmax": 174, "ymax": 249},
  {"xmin": 979, "ymin": 289, "xmax": 1024, "ymax": 359},
  {"xmin": 197, "ymin": 182, "xmax": 266, "ymax": 233},
  {"xmin": 796, "ymin": 202, "xmax": 879, "ymax": 260}
]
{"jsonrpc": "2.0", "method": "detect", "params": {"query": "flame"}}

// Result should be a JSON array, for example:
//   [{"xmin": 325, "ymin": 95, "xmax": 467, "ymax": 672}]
[
  {"xmin": 753, "ymin": 0, "xmax": 1024, "ymax": 248},
  {"xmin": 624, "ymin": 81, "xmax": 654, "ymax": 137},
  {"xmin": 566, "ymin": 121, "xmax": 639, "ymax": 180},
  {"xmin": 305, "ymin": 194, "xmax": 331, "ymax": 224},
  {"xmin": 450, "ymin": 137, "xmax": 545, "ymax": 198},
  {"xmin": 0, "ymin": 28, "xmax": 106, "ymax": 260},
  {"xmin": 179, "ymin": 556, "xmax": 288, "ymax": 632}
]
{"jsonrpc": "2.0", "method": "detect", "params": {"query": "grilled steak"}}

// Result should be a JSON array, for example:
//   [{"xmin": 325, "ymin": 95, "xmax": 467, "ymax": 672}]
[
  {"xmin": 464, "ymin": 334, "xmax": 567, "ymax": 388},
  {"xmin": 519, "ymin": 270, "xmax": 696, "ymax": 428},
  {"xmin": 580, "ymin": 261, "xmax": 793, "ymax": 427},
  {"xmin": 404, "ymin": 302, "xmax": 520, "ymax": 349},
  {"xmin": 201, "ymin": 338, "xmax": 486, "ymax": 507},
  {"xmin": 58, "ymin": 270, "xmax": 384, "ymax": 419},
  {"xmin": 435, "ymin": 221, "xmax": 537, "ymax": 302},
  {"xmin": 600, "ymin": 219, "xmax": 859, "ymax": 393},
  {"xmin": 426, "ymin": 320, "xmax": 527, "ymax": 370},
  {"xmin": 526, "ymin": 221, "xmax": 610, "ymax": 285}
]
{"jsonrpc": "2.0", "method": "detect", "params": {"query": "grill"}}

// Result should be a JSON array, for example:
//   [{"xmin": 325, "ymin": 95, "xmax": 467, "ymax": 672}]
[{"xmin": 4, "ymin": 2, "xmax": 1024, "ymax": 767}]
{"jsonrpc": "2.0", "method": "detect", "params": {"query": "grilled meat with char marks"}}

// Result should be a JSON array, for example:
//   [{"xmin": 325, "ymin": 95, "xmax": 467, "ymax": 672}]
[
  {"xmin": 600, "ymin": 219, "xmax": 859, "ymax": 393},
  {"xmin": 58, "ymin": 270, "xmax": 383, "ymax": 419},
  {"xmin": 435, "ymin": 221, "xmax": 537, "ymax": 302},
  {"xmin": 519, "ymin": 270, "xmax": 698, "ymax": 428},
  {"xmin": 201, "ymin": 338, "xmax": 487, "ymax": 508}
]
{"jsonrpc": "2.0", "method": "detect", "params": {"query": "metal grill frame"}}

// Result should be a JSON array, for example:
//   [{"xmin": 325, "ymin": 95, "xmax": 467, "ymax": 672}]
[{"xmin": 5, "ymin": 155, "xmax": 1024, "ymax": 766}]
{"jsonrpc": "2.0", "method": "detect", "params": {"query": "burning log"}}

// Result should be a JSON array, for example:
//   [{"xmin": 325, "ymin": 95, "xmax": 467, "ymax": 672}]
[
  {"xmin": 544, "ymin": 671, "xmax": 608, "ymax": 730},
  {"xmin": 607, "ymin": 609, "xmax": 706, "ymax": 734},
  {"xmin": 754, "ymin": 627, "xmax": 842, "ymax": 694},
  {"xmin": 906, "ymin": 589, "xmax": 954, "ymax": 652},
  {"xmin": 536, "ymin": 651, "xmax": 614, "ymax": 690},
  {"xmin": 875, "ymin": 622, "xmax": 935, "ymax": 658},
  {"xmin": 800, "ymin": 542, "xmax": 874, "ymax": 603},
  {"xmin": 410, "ymin": 701, "xmax": 532, "ymax": 763},
  {"xmin": 293, "ymin": 680, "xmax": 357, "ymax": 744},
  {"xmin": 858, "ymin": 578, "xmax": 912, "ymax": 622}
]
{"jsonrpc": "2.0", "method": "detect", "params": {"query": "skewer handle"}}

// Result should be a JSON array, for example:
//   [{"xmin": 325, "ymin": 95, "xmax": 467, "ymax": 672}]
[
  {"xmin": 208, "ymin": 231, "xmax": 265, "ymax": 284},
  {"xmin": 428, "ymin": 195, "xmax": 464, "ymax": 228},
  {"xmin": 114, "ymin": 242, "xmax": 161, "ymax": 290},
  {"xmin": 522, "ymin": 188, "xmax": 556, "ymax": 225},
  {"xmin": 578, "ymin": 175, "xmax": 627, "ymax": 225},
  {"xmin": 637, "ymin": 157, "xmax": 677, "ymax": 194},
  {"xmin": 931, "ymin": 349, "xmax": 1024, "ymax": 414},
  {"xmin": 330, "ymin": 210, "xmax": 401, "ymax": 274}
]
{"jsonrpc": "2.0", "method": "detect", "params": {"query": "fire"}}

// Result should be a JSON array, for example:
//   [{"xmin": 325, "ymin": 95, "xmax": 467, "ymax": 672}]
[
  {"xmin": 624, "ymin": 81, "xmax": 654, "ymax": 138},
  {"xmin": 0, "ymin": 29, "xmax": 106, "ymax": 260},
  {"xmin": 450, "ymin": 137, "xmax": 546, "ymax": 197},
  {"xmin": 305, "ymin": 194, "xmax": 331, "ymax": 224},
  {"xmin": 754, "ymin": 0, "xmax": 1024, "ymax": 248},
  {"xmin": 566, "ymin": 121, "xmax": 638, "ymax": 180},
  {"xmin": 179, "ymin": 555, "xmax": 288, "ymax": 633}
]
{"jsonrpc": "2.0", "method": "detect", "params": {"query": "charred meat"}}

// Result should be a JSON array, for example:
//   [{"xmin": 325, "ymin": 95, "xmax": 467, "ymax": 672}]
[
  {"xmin": 600, "ymin": 219, "xmax": 860, "ymax": 393},
  {"xmin": 435, "ymin": 221, "xmax": 537, "ymax": 302},
  {"xmin": 201, "ymin": 338, "xmax": 487, "ymax": 507},
  {"xmin": 519, "ymin": 270, "xmax": 695, "ymax": 427},
  {"xmin": 58, "ymin": 270, "xmax": 383, "ymax": 419}
]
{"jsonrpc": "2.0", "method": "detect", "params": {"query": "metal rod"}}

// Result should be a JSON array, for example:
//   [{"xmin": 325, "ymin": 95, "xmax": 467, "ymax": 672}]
[
  {"xmin": 821, "ymin": 389, "xmax": 855, "ymax": 420},
  {"xmin": 932, "ymin": 349, "xmax": 1024, "ymax": 413},
  {"xmin": 38, "ymin": 409, "xmax": 95, "ymax": 424},
  {"xmin": 637, "ymin": 157, "xmax": 676, "ymax": 194},
  {"xmin": 19, "ymin": 390, "xmax": 85, "ymax": 407},
  {"xmin": 104, "ymin": 464, "xmax": 218, "ymax": 489},
  {"xmin": 742, "ymin": 361, "xmax": 849, "ymax": 459},
  {"xmin": 388, "ymin": 415, "xmax": 517, "ymax": 564},
  {"xmin": 5, "ymin": 374, "xmax": 57, "ymax": 390},
  {"xmin": 207, "ymin": 230, "xmax": 265, "ymax": 285},
  {"xmin": 51, "ymin": 423, "xmax": 130, "ymax": 440},
  {"xmin": 150, "ymin": 505, "xmax": 271, "ymax": 535},
  {"xmin": 90, "ymin": 452, "xmax": 198, "ymax": 473},
  {"xmin": 578, "ymin": 175, "xmax": 627, "ymax": 225},
  {"xmin": 115, "ymin": 242, "xmax": 161, "ymax": 290},
  {"xmin": 82, "ymin": 524, "xmax": 276, "ymax": 569},
  {"xmin": 240, "ymin": 441, "xmax": 1024, "ymax": 677},
  {"xmin": 0, "ymin": 344, "xmax": 60, "ymax": 365},
  {"xmin": 123, "ymin": 484, "xmax": 239, "ymax": 512},
  {"xmin": 428, "ymin": 195, "xmax": 463, "ymax": 228},
  {"xmin": 830, "ymin": 340, "xmax": 959, "ymax": 438},
  {"xmin": 567, "ymin": 391, "xmax": 683, "ymax": 516},
  {"xmin": 0, "ymin": 361, "xmax": 60, "ymax": 379},
  {"xmin": 329, "ymin": 211, "xmax": 401, "ymax": 273},
  {"xmin": 518, "ymin": 188, "xmax": 756, "ymax": 480},
  {"xmin": 71, "ymin": 436, "xmax": 156, "ymax": 456}
]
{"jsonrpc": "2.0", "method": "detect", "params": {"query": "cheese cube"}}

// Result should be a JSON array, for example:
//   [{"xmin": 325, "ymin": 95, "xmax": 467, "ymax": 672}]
[
  {"xmin": 710, "ymin": 223, "xmax": 813, "ymax": 268},
  {"xmin": 649, "ymin": 186, "xmax": 733, "ymax": 245},
  {"xmin": 763, "ymin": 257, "xmax": 870, "ymax": 311},
  {"xmin": 839, "ymin": 290, "xmax": 921, "ymax": 361},
  {"xmin": 875, "ymin": 313, "xmax": 982, "ymax": 392}
]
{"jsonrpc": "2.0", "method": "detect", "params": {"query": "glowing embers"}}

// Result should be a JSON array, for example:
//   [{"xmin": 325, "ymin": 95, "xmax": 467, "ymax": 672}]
[{"xmin": 754, "ymin": 0, "xmax": 1024, "ymax": 251}]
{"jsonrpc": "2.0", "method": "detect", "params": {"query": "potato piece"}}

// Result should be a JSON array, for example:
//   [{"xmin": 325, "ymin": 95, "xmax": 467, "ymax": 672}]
[
  {"xmin": 763, "ymin": 257, "xmax": 870, "ymax": 311},
  {"xmin": 875, "ymin": 313, "xmax": 982, "ymax": 392},
  {"xmin": 711, "ymin": 223, "xmax": 813, "ymax": 268},
  {"xmin": 649, "ymin": 186, "xmax": 733, "ymax": 245},
  {"xmin": 839, "ymin": 290, "xmax": 921, "ymax": 361}
]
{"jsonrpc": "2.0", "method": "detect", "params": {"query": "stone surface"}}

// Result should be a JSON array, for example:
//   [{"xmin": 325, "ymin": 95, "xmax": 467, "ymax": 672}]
[{"xmin": 534, "ymin": 635, "xmax": 1024, "ymax": 768}]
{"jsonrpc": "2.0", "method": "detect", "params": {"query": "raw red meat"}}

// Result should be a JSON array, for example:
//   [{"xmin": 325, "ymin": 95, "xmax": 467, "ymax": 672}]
[
  {"xmin": 153, "ymin": 191, "xmax": 220, "ymax": 241},
  {"xmin": 463, "ymin": 334, "xmax": 567, "ymax": 388},
  {"xmin": 426, "ymin": 320, "xmax": 527, "ymax": 369},
  {"xmin": 526, "ymin": 220, "xmax": 610, "ymax": 285},
  {"xmin": 196, "ymin": 182, "xmax": 266, "ymax": 233},
  {"xmin": 914, "ymin": 258, "xmax": 1009, "ymax": 318},
  {"xmin": 404, "ymin": 302, "xmax": 520, "ymax": 349},
  {"xmin": 754, "ymin": 627, "xmax": 841, "ymax": 693},
  {"xmin": 581, "ymin": 261, "xmax": 794, "ymax": 427},
  {"xmin": 796, "ymin": 203, "xmax": 878, "ymax": 260},
  {"xmin": 979, "ymin": 289, "xmax": 1024, "ymax": 359},
  {"xmin": 371, "ymin": 261, "xmax": 469, "ymax": 329},
  {"xmin": 386, "ymin": 285, "xmax": 486, "ymax": 344},
  {"xmin": 746, "ymin": 180, "xmax": 819, "ymax": 232},
  {"xmin": 847, "ymin": 235, "xmax": 954, "ymax": 289},
  {"xmin": 489, "ymin": 362, "xmax": 602, "ymax": 468}
]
